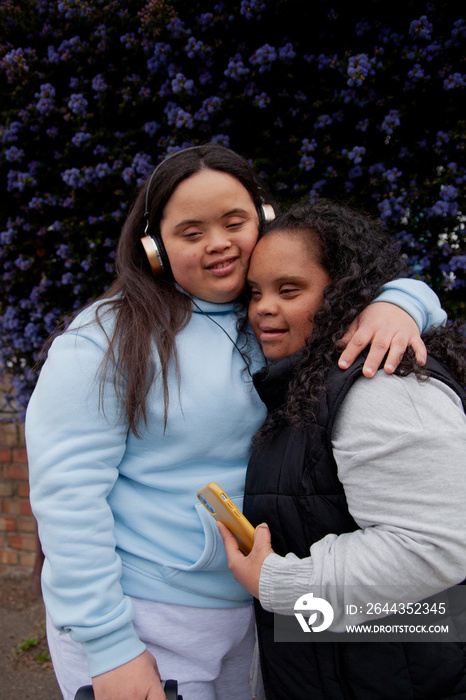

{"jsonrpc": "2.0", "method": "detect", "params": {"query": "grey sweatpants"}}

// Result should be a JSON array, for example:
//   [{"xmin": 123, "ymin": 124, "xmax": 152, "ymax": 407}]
[{"xmin": 46, "ymin": 599, "xmax": 255, "ymax": 700}]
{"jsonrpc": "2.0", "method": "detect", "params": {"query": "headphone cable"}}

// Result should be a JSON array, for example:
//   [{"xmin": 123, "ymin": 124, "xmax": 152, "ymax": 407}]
[{"xmin": 190, "ymin": 298, "xmax": 254, "ymax": 379}]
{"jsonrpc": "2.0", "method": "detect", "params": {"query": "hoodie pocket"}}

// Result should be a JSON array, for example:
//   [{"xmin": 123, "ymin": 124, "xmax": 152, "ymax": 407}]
[{"xmin": 162, "ymin": 494, "xmax": 244, "ymax": 576}]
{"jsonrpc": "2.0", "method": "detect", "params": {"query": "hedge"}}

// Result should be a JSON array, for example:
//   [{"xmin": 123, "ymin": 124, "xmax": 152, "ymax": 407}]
[{"xmin": 0, "ymin": 0, "xmax": 464, "ymax": 418}]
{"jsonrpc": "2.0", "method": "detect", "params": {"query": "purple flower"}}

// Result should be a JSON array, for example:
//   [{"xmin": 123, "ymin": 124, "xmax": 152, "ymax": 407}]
[
  {"xmin": 121, "ymin": 167, "xmax": 134, "ymax": 184},
  {"xmin": 439, "ymin": 185, "xmax": 458, "ymax": 201},
  {"xmin": 344, "ymin": 146, "xmax": 366, "ymax": 164},
  {"xmin": 164, "ymin": 102, "xmax": 194, "ymax": 130},
  {"xmin": 197, "ymin": 13, "xmax": 214, "ymax": 30},
  {"xmin": 443, "ymin": 73, "xmax": 466, "ymax": 90},
  {"xmin": 253, "ymin": 92, "xmax": 270, "ymax": 108},
  {"xmin": 1, "ymin": 121, "xmax": 23, "ymax": 144},
  {"xmin": 0, "ymin": 47, "xmax": 33, "ymax": 83},
  {"xmin": 378, "ymin": 199, "xmax": 393, "ymax": 219},
  {"xmin": 67, "ymin": 93, "xmax": 88, "ymax": 116},
  {"xmin": 225, "ymin": 54, "xmax": 250, "ymax": 81},
  {"xmin": 95, "ymin": 163, "xmax": 112, "ymax": 178},
  {"xmin": 167, "ymin": 17, "xmax": 187, "ymax": 39},
  {"xmin": 250, "ymin": 44, "xmax": 277, "ymax": 72},
  {"xmin": 185, "ymin": 37, "xmax": 207, "ymax": 59},
  {"xmin": 46, "ymin": 45, "xmax": 60, "ymax": 64},
  {"xmin": 356, "ymin": 118, "xmax": 369, "ymax": 132},
  {"xmin": 61, "ymin": 168, "xmax": 85, "ymax": 188},
  {"xmin": 7, "ymin": 167, "xmax": 37, "ymax": 193},
  {"xmin": 35, "ymin": 83, "xmax": 56, "ymax": 114},
  {"xmin": 299, "ymin": 155, "xmax": 316, "ymax": 171},
  {"xmin": 381, "ymin": 109, "xmax": 400, "ymax": 135},
  {"xmin": 171, "ymin": 73, "xmax": 196, "ymax": 94},
  {"xmin": 14, "ymin": 255, "xmax": 34, "ymax": 271},
  {"xmin": 92, "ymin": 74, "xmax": 107, "ymax": 92},
  {"xmin": 314, "ymin": 114, "xmax": 333, "ymax": 129},
  {"xmin": 383, "ymin": 167, "xmax": 402, "ymax": 184},
  {"xmin": 143, "ymin": 122, "xmax": 160, "ymax": 137},
  {"xmin": 435, "ymin": 131, "xmax": 450, "ymax": 147},
  {"xmin": 316, "ymin": 53, "xmax": 338, "ymax": 70},
  {"xmin": 202, "ymin": 96, "xmax": 222, "ymax": 114},
  {"xmin": 407, "ymin": 64, "xmax": 426, "ymax": 82},
  {"xmin": 120, "ymin": 33, "xmax": 137, "ymax": 50},
  {"xmin": 278, "ymin": 43, "xmax": 296, "ymax": 63},
  {"xmin": 71, "ymin": 131, "xmax": 91, "ymax": 146},
  {"xmin": 240, "ymin": 0, "xmax": 265, "ymax": 20},
  {"xmin": 147, "ymin": 43, "xmax": 171, "ymax": 74},
  {"xmin": 347, "ymin": 53, "xmax": 374, "ymax": 86},
  {"xmin": 300, "ymin": 138, "xmax": 317, "ymax": 153},
  {"xmin": 5, "ymin": 146, "xmax": 24, "ymax": 162},
  {"xmin": 56, "ymin": 243, "xmax": 70, "ymax": 259},
  {"xmin": 211, "ymin": 134, "xmax": 230, "ymax": 147},
  {"xmin": 409, "ymin": 16, "xmax": 433, "ymax": 41},
  {"xmin": 120, "ymin": 153, "xmax": 153, "ymax": 185},
  {"xmin": 61, "ymin": 272, "xmax": 74, "ymax": 285},
  {"xmin": 199, "ymin": 72, "xmax": 212, "ymax": 85}
]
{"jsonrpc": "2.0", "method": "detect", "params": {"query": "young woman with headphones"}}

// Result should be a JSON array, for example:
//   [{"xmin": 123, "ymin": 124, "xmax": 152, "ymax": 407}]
[{"xmin": 26, "ymin": 144, "xmax": 446, "ymax": 700}]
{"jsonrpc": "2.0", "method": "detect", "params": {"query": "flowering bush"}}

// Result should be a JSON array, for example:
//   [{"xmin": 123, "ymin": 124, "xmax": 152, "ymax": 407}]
[{"xmin": 0, "ymin": 0, "xmax": 465, "ymax": 418}]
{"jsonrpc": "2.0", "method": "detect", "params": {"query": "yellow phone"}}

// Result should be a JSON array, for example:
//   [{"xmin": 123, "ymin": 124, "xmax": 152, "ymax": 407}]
[{"xmin": 197, "ymin": 482, "xmax": 255, "ymax": 555}]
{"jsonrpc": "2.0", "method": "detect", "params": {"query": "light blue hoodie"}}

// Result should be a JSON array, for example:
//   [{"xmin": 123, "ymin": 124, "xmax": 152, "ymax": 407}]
[{"xmin": 26, "ymin": 280, "xmax": 445, "ymax": 676}]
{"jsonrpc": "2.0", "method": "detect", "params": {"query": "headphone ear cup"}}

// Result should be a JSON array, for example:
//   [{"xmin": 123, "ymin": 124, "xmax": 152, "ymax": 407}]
[
  {"xmin": 141, "ymin": 235, "xmax": 166, "ymax": 276},
  {"xmin": 261, "ymin": 203, "xmax": 275, "ymax": 222}
]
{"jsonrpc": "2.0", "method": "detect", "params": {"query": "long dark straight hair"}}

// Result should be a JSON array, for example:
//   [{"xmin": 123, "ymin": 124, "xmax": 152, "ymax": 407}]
[{"xmin": 94, "ymin": 144, "xmax": 268, "ymax": 436}]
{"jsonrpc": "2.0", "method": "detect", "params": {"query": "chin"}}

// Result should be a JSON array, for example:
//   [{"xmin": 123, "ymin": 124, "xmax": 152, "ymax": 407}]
[
  {"xmin": 212, "ymin": 286, "xmax": 243, "ymax": 304},
  {"xmin": 204, "ymin": 290, "xmax": 240, "ymax": 304},
  {"xmin": 262, "ymin": 348, "xmax": 286, "ymax": 362}
]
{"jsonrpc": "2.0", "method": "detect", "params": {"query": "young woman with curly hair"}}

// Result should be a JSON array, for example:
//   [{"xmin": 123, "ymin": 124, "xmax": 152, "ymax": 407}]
[{"xmin": 220, "ymin": 201, "xmax": 466, "ymax": 700}]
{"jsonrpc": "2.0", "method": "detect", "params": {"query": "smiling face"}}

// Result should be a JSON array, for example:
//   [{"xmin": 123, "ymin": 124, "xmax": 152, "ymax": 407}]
[
  {"xmin": 247, "ymin": 232, "xmax": 331, "ymax": 361},
  {"xmin": 160, "ymin": 169, "xmax": 260, "ymax": 303}
]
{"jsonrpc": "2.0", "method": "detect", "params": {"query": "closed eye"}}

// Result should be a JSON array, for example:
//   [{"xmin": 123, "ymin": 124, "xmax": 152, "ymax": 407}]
[
  {"xmin": 181, "ymin": 230, "xmax": 202, "ymax": 239},
  {"xmin": 280, "ymin": 287, "xmax": 300, "ymax": 296}
]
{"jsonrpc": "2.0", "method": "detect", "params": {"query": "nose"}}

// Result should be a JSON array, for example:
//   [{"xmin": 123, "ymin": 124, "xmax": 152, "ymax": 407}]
[
  {"xmin": 254, "ymin": 294, "xmax": 278, "ymax": 316},
  {"xmin": 205, "ymin": 227, "xmax": 232, "ymax": 254}
]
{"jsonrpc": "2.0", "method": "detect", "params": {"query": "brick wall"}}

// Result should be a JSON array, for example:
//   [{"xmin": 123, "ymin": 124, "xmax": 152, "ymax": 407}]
[{"xmin": 0, "ymin": 420, "xmax": 38, "ymax": 576}]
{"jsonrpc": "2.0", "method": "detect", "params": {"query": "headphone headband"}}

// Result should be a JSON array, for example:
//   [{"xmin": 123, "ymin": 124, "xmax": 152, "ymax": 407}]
[{"xmin": 143, "ymin": 146, "xmax": 203, "ymax": 238}]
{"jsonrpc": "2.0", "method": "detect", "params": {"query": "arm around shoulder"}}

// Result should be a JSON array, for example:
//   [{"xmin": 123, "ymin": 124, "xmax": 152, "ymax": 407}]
[{"xmin": 375, "ymin": 278, "xmax": 447, "ymax": 331}]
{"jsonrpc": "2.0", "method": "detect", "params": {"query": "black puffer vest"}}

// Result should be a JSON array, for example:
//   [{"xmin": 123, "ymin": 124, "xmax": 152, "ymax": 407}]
[{"xmin": 244, "ymin": 352, "xmax": 466, "ymax": 700}]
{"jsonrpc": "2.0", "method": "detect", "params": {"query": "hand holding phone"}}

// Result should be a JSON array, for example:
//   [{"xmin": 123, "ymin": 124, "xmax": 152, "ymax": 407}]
[{"xmin": 197, "ymin": 483, "xmax": 255, "ymax": 554}]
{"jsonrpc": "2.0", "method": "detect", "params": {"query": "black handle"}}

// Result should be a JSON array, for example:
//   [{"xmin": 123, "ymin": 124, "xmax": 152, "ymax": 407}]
[
  {"xmin": 74, "ymin": 679, "xmax": 182, "ymax": 700},
  {"xmin": 74, "ymin": 689, "xmax": 94, "ymax": 700}
]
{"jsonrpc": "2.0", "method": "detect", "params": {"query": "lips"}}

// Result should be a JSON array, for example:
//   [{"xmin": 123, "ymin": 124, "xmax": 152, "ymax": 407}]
[
  {"xmin": 258, "ymin": 327, "xmax": 287, "ymax": 340},
  {"xmin": 206, "ymin": 255, "xmax": 237, "ymax": 270},
  {"xmin": 259, "ymin": 326, "xmax": 286, "ymax": 333},
  {"xmin": 205, "ymin": 255, "xmax": 239, "ymax": 277}
]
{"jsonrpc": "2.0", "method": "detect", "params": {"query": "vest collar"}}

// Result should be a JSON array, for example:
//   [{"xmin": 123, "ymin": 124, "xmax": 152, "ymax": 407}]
[{"xmin": 253, "ymin": 348, "xmax": 306, "ymax": 411}]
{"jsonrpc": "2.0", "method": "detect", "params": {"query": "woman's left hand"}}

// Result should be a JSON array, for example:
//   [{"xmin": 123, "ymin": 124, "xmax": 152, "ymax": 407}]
[
  {"xmin": 338, "ymin": 302, "xmax": 427, "ymax": 377},
  {"xmin": 217, "ymin": 522, "xmax": 273, "ymax": 598}
]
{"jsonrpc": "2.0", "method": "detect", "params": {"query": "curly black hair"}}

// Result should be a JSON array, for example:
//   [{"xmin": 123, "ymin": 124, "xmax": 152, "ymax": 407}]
[{"xmin": 254, "ymin": 201, "xmax": 465, "ymax": 440}]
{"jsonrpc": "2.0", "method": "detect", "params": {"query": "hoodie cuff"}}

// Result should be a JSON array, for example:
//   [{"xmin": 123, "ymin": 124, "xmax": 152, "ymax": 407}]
[
  {"xmin": 373, "ymin": 279, "xmax": 447, "ymax": 332},
  {"xmin": 82, "ymin": 622, "xmax": 146, "ymax": 678}
]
